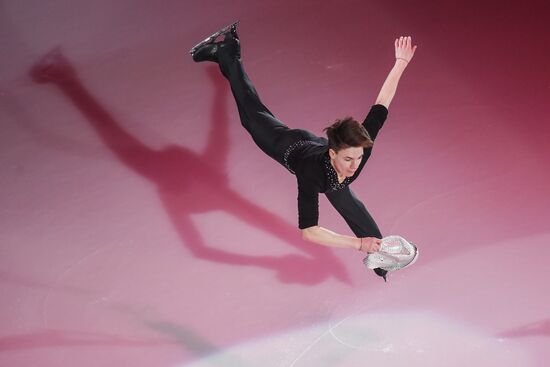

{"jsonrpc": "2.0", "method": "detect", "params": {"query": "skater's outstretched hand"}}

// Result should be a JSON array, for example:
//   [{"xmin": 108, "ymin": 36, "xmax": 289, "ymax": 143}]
[
  {"xmin": 395, "ymin": 36, "xmax": 417, "ymax": 64},
  {"xmin": 359, "ymin": 237, "xmax": 381, "ymax": 253},
  {"xmin": 374, "ymin": 37, "xmax": 416, "ymax": 108}
]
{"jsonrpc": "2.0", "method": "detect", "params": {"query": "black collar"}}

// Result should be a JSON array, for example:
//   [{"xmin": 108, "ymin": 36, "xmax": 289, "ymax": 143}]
[{"xmin": 323, "ymin": 155, "xmax": 351, "ymax": 191}]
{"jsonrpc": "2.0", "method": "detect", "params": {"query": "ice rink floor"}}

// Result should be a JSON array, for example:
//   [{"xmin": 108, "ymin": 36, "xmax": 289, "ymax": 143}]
[{"xmin": 1, "ymin": 1, "xmax": 549, "ymax": 366}]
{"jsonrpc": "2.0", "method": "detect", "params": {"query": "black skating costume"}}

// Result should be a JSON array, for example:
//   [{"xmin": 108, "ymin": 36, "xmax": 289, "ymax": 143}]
[{"xmin": 192, "ymin": 28, "xmax": 387, "ymax": 240}]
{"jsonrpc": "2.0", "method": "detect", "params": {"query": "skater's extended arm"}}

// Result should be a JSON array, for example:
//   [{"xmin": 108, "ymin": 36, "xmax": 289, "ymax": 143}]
[
  {"xmin": 375, "ymin": 36, "xmax": 417, "ymax": 108},
  {"xmin": 296, "ymin": 174, "xmax": 380, "ymax": 253},
  {"xmin": 302, "ymin": 226, "xmax": 380, "ymax": 253}
]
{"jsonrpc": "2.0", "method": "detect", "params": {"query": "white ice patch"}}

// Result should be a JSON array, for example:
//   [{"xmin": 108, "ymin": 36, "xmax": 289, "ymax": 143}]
[{"xmin": 177, "ymin": 311, "xmax": 531, "ymax": 367}]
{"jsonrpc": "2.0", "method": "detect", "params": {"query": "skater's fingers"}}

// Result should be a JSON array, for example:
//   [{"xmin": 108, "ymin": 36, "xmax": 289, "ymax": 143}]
[{"xmin": 368, "ymin": 238, "xmax": 381, "ymax": 252}]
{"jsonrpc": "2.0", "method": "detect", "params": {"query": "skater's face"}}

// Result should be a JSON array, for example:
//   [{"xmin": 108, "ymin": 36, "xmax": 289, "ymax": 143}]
[{"xmin": 329, "ymin": 146, "xmax": 364, "ymax": 177}]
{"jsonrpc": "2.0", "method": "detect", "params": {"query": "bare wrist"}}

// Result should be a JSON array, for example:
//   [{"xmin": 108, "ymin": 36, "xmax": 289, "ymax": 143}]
[
  {"xmin": 356, "ymin": 237, "xmax": 363, "ymax": 251},
  {"xmin": 395, "ymin": 59, "xmax": 409, "ymax": 70}
]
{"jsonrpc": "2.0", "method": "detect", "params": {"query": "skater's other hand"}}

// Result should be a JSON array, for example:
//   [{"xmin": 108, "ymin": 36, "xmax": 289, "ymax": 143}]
[
  {"xmin": 359, "ymin": 237, "xmax": 381, "ymax": 253},
  {"xmin": 394, "ymin": 36, "xmax": 417, "ymax": 63}
]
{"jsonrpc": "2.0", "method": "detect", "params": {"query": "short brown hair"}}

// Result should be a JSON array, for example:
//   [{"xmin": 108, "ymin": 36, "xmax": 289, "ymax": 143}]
[{"xmin": 323, "ymin": 117, "xmax": 373, "ymax": 151}]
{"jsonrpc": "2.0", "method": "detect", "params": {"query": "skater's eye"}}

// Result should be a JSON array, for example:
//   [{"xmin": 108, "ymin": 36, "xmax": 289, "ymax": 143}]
[{"xmin": 345, "ymin": 155, "xmax": 363, "ymax": 161}]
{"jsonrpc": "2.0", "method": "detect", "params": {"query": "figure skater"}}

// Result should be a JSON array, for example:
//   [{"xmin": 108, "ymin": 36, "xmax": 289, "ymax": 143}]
[{"xmin": 190, "ymin": 22, "xmax": 417, "ymax": 272}]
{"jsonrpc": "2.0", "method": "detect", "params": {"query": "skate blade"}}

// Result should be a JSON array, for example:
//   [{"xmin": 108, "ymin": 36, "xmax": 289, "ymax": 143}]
[{"xmin": 189, "ymin": 20, "xmax": 240, "ymax": 55}]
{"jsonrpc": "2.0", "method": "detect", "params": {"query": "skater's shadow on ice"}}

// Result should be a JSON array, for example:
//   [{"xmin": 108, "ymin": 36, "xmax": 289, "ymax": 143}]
[
  {"xmin": 28, "ymin": 49, "xmax": 350, "ymax": 285},
  {"xmin": 498, "ymin": 319, "xmax": 550, "ymax": 339}
]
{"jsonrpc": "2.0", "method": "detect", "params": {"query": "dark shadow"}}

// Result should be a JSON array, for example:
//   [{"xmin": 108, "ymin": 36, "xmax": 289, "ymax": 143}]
[
  {"xmin": 145, "ymin": 320, "xmax": 252, "ymax": 365},
  {"xmin": 498, "ymin": 319, "xmax": 550, "ymax": 339},
  {"xmin": 29, "ymin": 49, "xmax": 350, "ymax": 285},
  {"xmin": 146, "ymin": 321, "xmax": 218, "ymax": 357},
  {"xmin": 106, "ymin": 301, "xmax": 245, "ymax": 363},
  {"xmin": 0, "ymin": 330, "xmax": 175, "ymax": 351}
]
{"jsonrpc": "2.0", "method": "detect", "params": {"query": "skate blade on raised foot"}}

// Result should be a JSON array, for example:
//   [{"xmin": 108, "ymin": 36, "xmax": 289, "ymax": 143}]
[{"xmin": 189, "ymin": 20, "xmax": 240, "ymax": 55}]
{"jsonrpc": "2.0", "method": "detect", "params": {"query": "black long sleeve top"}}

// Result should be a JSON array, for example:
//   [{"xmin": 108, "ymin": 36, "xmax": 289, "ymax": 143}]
[{"xmin": 285, "ymin": 104, "xmax": 388, "ymax": 229}]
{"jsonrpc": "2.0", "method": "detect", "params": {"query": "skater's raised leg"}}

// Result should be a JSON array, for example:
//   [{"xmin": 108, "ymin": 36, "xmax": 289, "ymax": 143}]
[{"xmin": 191, "ymin": 24, "xmax": 293, "ymax": 163}]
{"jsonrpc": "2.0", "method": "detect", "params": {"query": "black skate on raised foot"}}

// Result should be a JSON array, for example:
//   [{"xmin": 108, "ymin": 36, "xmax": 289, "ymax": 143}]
[
  {"xmin": 189, "ymin": 20, "xmax": 240, "ymax": 62},
  {"xmin": 373, "ymin": 268, "xmax": 388, "ymax": 282}
]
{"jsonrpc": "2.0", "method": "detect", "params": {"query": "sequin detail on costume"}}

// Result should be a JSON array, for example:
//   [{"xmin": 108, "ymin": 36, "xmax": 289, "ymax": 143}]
[
  {"xmin": 324, "ymin": 156, "xmax": 352, "ymax": 192},
  {"xmin": 283, "ymin": 140, "xmax": 318, "ymax": 174}
]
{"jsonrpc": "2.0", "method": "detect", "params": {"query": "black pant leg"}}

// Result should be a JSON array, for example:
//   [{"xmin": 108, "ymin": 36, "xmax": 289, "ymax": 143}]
[{"xmin": 220, "ymin": 57, "xmax": 292, "ymax": 162}]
